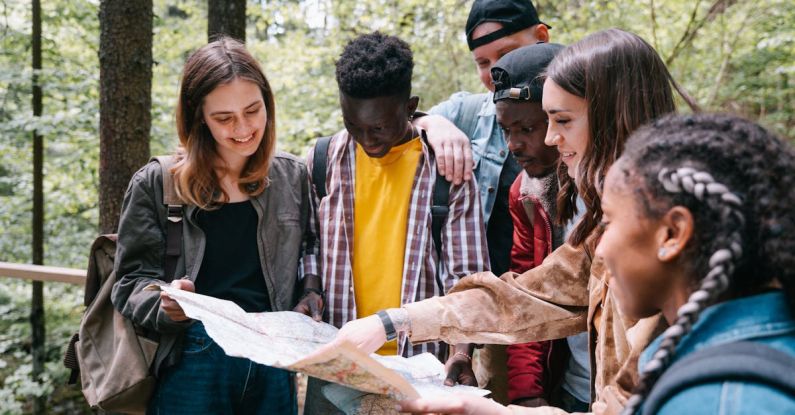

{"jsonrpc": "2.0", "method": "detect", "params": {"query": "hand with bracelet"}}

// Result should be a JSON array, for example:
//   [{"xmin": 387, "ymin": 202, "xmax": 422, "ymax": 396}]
[
  {"xmin": 337, "ymin": 310, "xmax": 476, "ymax": 388},
  {"xmin": 292, "ymin": 274, "xmax": 324, "ymax": 321},
  {"xmin": 333, "ymin": 308, "xmax": 410, "ymax": 353},
  {"xmin": 334, "ymin": 310, "xmax": 511, "ymax": 414},
  {"xmin": 444, "ymin": 343, "xmax": 477, "ymax": 387}
]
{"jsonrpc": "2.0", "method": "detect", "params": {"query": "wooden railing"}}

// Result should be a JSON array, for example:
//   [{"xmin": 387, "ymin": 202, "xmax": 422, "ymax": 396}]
[
  {"xmin": 0, "ymin": 261, "xmax": 85, "ymax": 415},
  {"xmin": 0, "ymin": 261, "xmax": 85, "ymax": 285}
]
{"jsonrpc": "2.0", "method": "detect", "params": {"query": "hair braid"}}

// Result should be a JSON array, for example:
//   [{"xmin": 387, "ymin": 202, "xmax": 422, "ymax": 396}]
[
  {"xmin": 613, "ymin": 113, "xmax": 795, "ymax": 413},
  {"xmin": 621, "ymin": 168, "xmax": 746, "ymax": 415}
]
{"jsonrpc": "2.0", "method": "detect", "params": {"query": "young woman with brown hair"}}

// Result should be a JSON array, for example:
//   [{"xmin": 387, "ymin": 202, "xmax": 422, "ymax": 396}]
[
  {"xmin": 111, "ymin": 37, "xmax": 322, "ymax": 414},
  {"xmin": 545, "ymin": 29, "xmax": 697, "ymax": 247},
  {"xmin": 331, "ymin": 29, "xmax": 698, "ymax": 414}
]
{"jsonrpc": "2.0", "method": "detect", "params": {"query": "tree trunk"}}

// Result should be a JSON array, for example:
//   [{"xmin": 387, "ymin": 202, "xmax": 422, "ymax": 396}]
[
  {"xmin": 208, "ymin": 0, "xmax": 246, "ymax": 42},
  {"xmin": 31, "ymin": 1, "xmax": 46, "ymax": 413},
  {"xmin": 99, "ymin": 0, "xmax": 153, "ymax": 234}
]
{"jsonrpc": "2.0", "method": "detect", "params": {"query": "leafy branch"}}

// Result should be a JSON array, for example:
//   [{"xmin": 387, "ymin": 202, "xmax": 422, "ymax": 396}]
[{"xmin": 666, "ymin": 0, "xmax": 739, "ymax": 66}]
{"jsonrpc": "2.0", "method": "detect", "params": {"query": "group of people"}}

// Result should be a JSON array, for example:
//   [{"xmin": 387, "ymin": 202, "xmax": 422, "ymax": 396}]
[{"xmin": 109, "ymin": 0, "xmax": 795, "ymax": 414}]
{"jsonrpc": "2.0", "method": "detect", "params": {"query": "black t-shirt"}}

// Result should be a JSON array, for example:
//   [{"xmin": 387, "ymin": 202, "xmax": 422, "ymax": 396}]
[
  {"xmin": 486, "ymin": 156, "xmax": 521, "ymax": 276},
  {"xmin": 194, "ymin": 201, "xmax": 271, "ymax": 313}
]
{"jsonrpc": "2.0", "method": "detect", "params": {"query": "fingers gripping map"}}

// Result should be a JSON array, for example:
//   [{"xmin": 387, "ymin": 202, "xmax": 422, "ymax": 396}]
[{"xmin": 147, "ymin": 285, "xmax": 488, "ymax": 409}]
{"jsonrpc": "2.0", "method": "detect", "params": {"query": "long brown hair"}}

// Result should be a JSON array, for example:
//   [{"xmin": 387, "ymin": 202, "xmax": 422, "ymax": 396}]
[
  {"xmin": 174, "ymin": 37, "xmax": 276, "ymax": 209},
  {"xmin": 546, "ymin": 28, "xmax": 698, "ymax": 246}
]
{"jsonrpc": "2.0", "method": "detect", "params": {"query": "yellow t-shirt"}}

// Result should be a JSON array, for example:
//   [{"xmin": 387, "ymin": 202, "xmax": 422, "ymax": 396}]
[{"xmin": 353, "ymin": 137, "xmax": 422, "ymax": 355}]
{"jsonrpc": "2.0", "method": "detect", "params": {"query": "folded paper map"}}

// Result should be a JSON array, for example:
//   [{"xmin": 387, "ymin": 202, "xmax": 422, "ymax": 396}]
[{"xmin": 146, "ymin": 284, "xmax": 489, "ymax": 409}]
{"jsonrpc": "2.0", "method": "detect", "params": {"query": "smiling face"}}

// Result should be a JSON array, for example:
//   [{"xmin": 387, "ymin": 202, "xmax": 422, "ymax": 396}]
[
  {"xmin": 201, "ymin": 78, "xmax": 267, "ymax": 169},
  {"xmin": 542, "ymin": 79, "xmax": 589, "ymax": 180},
  {"xmin": 596, "ymin": 165, "xmax": 674, "ymax": 320},
  {"xmin": 470, "ymin": 22, "xmax": 545, "ymax": 91},
  {"xmin": 339, "ymin": 92, "xmax": 418, "ymax": 158},
  {"xmin": 496, "ymin": 100, "xmax": 558, "ymax": 177}
]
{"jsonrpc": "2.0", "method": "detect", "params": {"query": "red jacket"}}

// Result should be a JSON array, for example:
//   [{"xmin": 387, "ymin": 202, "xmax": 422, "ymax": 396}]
[{"xmin": 506, "ymin": 173, "xmax": 568, "ymax": 403}]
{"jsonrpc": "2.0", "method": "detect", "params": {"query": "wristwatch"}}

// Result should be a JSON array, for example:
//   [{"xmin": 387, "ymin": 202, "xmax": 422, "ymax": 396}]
[{"xmin": 376, "ymin": 310, "xmax": 397, "ymax": 341}]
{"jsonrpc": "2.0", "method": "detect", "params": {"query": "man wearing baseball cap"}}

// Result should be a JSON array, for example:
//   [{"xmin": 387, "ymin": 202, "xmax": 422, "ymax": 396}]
[
  {"xmin": 491, "ymin": 42, "xmax": 591, "ymax": 413},
  {"xmin": 416, "ymin": 0, "xmax": 549, "ymax": 297},
  {"xmin": 414, "ymin": 0, "xmax": 573, "ymax": 406},
  {"xmin": 466, "ymin": 0, "xmax": 551, "ymax": 92}
]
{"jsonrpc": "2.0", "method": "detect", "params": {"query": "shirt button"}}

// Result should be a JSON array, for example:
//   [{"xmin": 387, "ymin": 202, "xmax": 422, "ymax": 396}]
[
  {"xmin": 488, "ymin": 186, "xmax": 495, "ymax": 193},
  {"xmin": 349, "ymin": 286, "xmax": 354, "ymax": 293},
  {"xmin": 499, "ymin": 150, "xmax": 506, "ymax": 157}
]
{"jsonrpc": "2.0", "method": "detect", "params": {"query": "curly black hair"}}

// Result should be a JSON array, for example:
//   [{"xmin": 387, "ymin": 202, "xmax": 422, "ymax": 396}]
[
  {"xmin": 615, "ymin": 113, "xmax": 795, "ymax": 414},
  {"xmin": 335, "ymin": 31, "xmax": 413, "ymax": 99}
]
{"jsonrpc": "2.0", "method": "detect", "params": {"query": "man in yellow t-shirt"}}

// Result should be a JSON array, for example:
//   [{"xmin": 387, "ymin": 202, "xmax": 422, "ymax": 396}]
[{"xmin": 303, "ymin": 32, "xmax": 491, "ymax": 414}]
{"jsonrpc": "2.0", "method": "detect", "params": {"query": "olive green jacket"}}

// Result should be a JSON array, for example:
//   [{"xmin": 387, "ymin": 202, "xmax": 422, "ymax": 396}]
[{"xmin": 111, "ymin": 152, "xmax": 319, "ymax": 373}]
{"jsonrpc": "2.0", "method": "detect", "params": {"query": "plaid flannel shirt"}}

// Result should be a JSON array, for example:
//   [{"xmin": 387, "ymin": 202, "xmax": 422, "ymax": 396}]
[{"xmin": 307, "ymin": 129, "xmax": 490, "ymax": 358}]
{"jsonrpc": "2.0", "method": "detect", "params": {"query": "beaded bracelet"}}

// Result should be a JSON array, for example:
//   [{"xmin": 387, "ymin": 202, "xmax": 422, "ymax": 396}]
[{"xmin": 453, "ymin": 351, "xmax": 472, "ymax": 362}]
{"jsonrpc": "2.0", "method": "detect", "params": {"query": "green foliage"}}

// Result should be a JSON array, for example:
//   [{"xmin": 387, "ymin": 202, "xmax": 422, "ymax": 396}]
[
  {"xmin": 0, "ymin": 0, "xmax": 792, "ymax": 411},
  {"xmin": 536, "ymin": 0, "xmax": 794, "ymax": 137},
  {"xmin": 0, "ymin": 280, "xmax": 88, "ymax": 414},
  {"xmin": 246, "ymin": 0, "xmax": 480, "ymax": 154},
  {"xmin": 150, "ymin": 1, "xmax": 206, "ymax": 155},
  {"xmin": 1, "ymin": 0, "xmax": 100, "ymax": 268}
]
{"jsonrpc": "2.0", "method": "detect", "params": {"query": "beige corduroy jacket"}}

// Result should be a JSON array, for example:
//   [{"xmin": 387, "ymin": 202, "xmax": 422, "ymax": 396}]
[{"xmin": 403, "ymin": 234, "xmax": 667, "ymax": 415}]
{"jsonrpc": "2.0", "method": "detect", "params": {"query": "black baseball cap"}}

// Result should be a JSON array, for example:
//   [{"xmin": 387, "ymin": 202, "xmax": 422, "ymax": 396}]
[
  {"xmin": 492, "ymin": 42, "xmax": 564, "ymax": 103},
  {"xmin": 466, "ymin": 0, "xmax": 549, "ymax": 51}
]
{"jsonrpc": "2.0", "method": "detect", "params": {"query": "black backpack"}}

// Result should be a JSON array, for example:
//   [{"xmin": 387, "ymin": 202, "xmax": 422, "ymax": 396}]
[
  {"xmin": 311, "ymin": 135, "xmax": 450, "ymax": 292},
  {"xmin": 641, "ymin": 341, "xmax": 795, "ymax": 414}
]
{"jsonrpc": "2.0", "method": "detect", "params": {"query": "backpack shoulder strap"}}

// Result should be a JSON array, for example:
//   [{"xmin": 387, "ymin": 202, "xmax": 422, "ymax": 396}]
[
  {"xmin": 423, "ymin": 130, "xmax": 450, "ymax": 292},
  {"xmin": 312, "ymin": 136, "xmax": 332, "ymax": 199},
  {"xmin": 453, "ymin": 93, "xmax": 488, "ymax": 137},
  {"xmin": 429, "ymin": 93, "xmax": 486, "ymax": 274},
  {"xmin": 150, "ymin": 155, "xmax": 184, "ymax": 282},
  {"xmin": 151, "ymin": 155, "xmax": 181, "ymax": 205},
  {"xmin": 642, "ymin": 341, "xmax": 795, "ymax": 415},
  {"xmin": 431, "ymin": 169, "xmax": 450, "ymax": 262}
]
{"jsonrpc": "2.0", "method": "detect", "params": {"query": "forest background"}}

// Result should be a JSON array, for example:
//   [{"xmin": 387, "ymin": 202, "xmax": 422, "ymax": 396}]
[{"xmin": 1, "ymin": 0, "xmax": 793, "ymax": 413}]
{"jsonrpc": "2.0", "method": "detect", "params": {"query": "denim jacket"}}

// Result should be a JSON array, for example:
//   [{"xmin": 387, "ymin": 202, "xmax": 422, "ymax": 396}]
[
  {"xmin": 639, "ymin": 291, "xmax": 795, "ymax": 414},
  {"xmin": 429, "ymin": 91, "xmax": 506, "ymax": 226}
]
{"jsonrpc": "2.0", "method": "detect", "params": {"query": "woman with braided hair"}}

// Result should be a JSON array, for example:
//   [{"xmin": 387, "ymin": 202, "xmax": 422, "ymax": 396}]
[{"xmin": 597, "ymin": 113, "xmax": 795, "ymax": 414}]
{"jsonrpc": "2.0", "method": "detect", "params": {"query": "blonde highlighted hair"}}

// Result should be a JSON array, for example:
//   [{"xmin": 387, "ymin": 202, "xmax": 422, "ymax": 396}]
[{"xmin": 173, "ymin": 37, "xmax": 276, "ymax": 209}]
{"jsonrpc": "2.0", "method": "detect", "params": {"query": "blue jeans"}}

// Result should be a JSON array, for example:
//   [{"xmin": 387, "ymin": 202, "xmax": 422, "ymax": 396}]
[{"xmin": 148, "ymin": 322, "xmax": 297, "ymax": 415}]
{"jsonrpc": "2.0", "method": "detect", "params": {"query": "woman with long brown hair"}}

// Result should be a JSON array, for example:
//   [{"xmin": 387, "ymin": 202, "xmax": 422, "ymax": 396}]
[
  {"xmin": 331, "ymin": 28, "xmax": 698, "ymax": 414},
  {"xmin": 111, "ymin": 37, "xmax": 321, "ymax": 414}
]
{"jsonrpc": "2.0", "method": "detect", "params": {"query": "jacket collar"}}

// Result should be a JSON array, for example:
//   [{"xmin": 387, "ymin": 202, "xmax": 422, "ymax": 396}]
[
  {"xmin": 479, "ymin": 92, "xmax": 496, "ymax": 117},
  {"xmin": 641, "ymin": 291, "xmax": 795, "ymax": 369}
]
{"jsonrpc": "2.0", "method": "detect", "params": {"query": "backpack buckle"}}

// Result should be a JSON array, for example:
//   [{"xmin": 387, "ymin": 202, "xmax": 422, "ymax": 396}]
[
  {"xmin": 167, "ymin": 205, "xmax": 183, "ymax": 222},
  {"xmin": 431, "ymin": 206, "xmax": 449, "ymax": 217}
]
